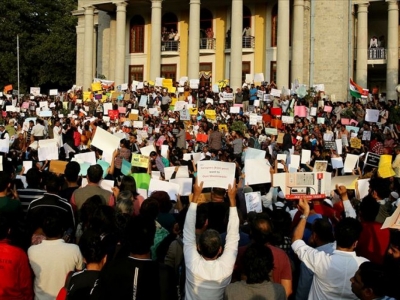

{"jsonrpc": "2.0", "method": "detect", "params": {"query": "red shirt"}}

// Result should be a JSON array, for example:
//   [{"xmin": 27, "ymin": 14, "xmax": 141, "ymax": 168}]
[
  {"xmin": 356, "ymin": 222, "xmax": 390, "ymax": 264},
  {"xmin": 0, "ymin": 240, "xmax": 33, "ymax": 300}
]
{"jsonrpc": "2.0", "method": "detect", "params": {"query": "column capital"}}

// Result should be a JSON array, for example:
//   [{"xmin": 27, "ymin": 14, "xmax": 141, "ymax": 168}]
[
  {"xmin": 83, "ymin": 6, "xmax": 95, "ymax": 13},
  {"xmin": 150, "ymin": 0, "xmax": 163, "ymax": 8},
  {"xmin": 113, "ymin": 1, "xmax": 128, "ymax": 8},
  {"xmin": 293, "ymin": 0, "xmax": 304, "ymax": 7},
  {"xmin": 189, "ymin": 0, "xmax": 201, "ymax": 4},
  {"xmin": 357, "ymin": 2, "xmax": 369, "ymax": 10}
]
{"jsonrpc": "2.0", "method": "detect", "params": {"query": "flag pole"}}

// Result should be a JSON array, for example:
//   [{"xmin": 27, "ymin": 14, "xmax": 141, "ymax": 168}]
[{"xmin": 17, "ymin": 35, "xmax": 20, "ymax": 102}]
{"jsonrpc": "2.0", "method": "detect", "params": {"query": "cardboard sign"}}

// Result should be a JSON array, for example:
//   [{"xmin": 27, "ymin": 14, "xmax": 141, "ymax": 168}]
[
  {"xmin": 49, "ymin": 160, "xmax": 68, "ymax": 174},
  {"xmin": 314, "ymin": 161, "xmax": 328, "ymax": 172},
  {"xmin": 244, "ymin": 159, "xmax": 271, "ymax": 184},
  {"xmin": 149, "ymin": 179, "xmax": 179, "ymax": 200},
  {"xmin": 131, "ymin": 154, "xmax": 150, "ymax": 168},
  {"xmin": 91, "ymin": 127, "xmax": 121, "ymax": 154},
  {"xmin": 365, "ymin": 109, "xmax": 380, "ymax": 123},
  {"xmin": 381, "ymin": 205, "xmax": 400, "ymax": 229},
  {"xmin": 365, "ymin": 152, "xmax": 380, "ymax": 167},
  {"xmin": 196, "ymin": 133, "xmax": 208, "ymax": 143},
  {"xmin": 350, "ymin": 138, "xmax": 361, "ymax": 149},
  {"xmin": 245, "ymin": 192, "xmax": 263, "ymax": 213},
  {"xmin": 294, "ymin": 106, "xmax": 307, "ymax": 117},
  {"xmin": 197, "ymin": 161, "xmax": 236, "ymax": 189},
  {"xmin": 344, "ymin": 154, "xmax": 359, "ymax": 173},
  {"xmin": 128, "ymin": 113, "xmax": 138, "ymax": 120},
  {"xmin": 378, "ymin": 155, "xmax": 396, "ymax": 178}
]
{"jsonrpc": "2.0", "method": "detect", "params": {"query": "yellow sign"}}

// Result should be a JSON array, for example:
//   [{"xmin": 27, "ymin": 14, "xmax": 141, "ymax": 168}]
[
  {"xmin": 148, "ymin": 80, "xmax": 155, "ymax": 86},
  {"xmin": 163, "ymin": 79, "xmax": 173, "ymax": 88},
  {"xmin": 205, "ymin": 109, "xmax": 216, "ymax": 120},
  {"xmin": 218, "ymin": 124, "xmax": 228, "ymax": 132},
  {"xmin": 189, "ymin": 108, "xmax": 198, "ymax": 115},
  {"xmin": 101, "ymin": 95, "xmax": 108, "ymax": 102},
  {"xmin": 168, "ymin": 86, "xmax": 176, "ymax": 93},
  {"xmin": 83, "ymin": 92, "xmax": 91, "ymax": 101},
  {"xmin": 91, "ymin": 82, "xmax": 102, "ymax": 92},
  {"xmin": 378, "ymin": 154, "xmax": 396, "ymax": 178},
  {"xmin": 350, "ymin": 138, "xmax": 361, "ymax": 149},
  {"xmin": 131, "ymin": 154, "xmax": 150, "ymax": 169}
]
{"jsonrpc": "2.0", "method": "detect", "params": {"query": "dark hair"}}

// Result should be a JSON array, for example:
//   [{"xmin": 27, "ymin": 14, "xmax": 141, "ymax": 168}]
[
  {"xmin": 65, "ymin": 161, "xmax": 80, "ymax": 182},
  {"xmin": 127, "ymin": 215, "xmax": 156, "ymax": 255},
  {"xmin": 42, "ymin": 212, "xmax": 65, "ymax": 238},
  {"xmin": 198, "ymin": 229, "xmax": 222, "ymax": 259},
  {"xmin": 140, "ymin": 197, "xmax": 160, "ymax": 220},
  {"xmin": 119, "ymin": 176, "xmax": 139, "ymax": 197},
  {"xmin": 389, "ymin": 229, "xmax": 400, "ymax": 248},
  {"xmin": 0, "ymin": 171, "xmax": 10, "ymax": 192},
  {"xmin": 359, "ymin": 195, "xmax": 380, "ymax": 222},
  {"xmin": 244, "ymin": 243, "xmax": 274, "ymax": 284},
  {"xmin": 250, "ymin": 213, "xmax": 273, "ymax": 244},
  {"xmin": 120, "ymin": 139, "xmax": 130, "ymax": 148},
  {"xmin": 26, "ymin": 168, "xmax": 42, "ymax": 188},
  {"xmin": 369, "ymin": 177, "xmax": 391, "ymax": 199},
  {"xmin": 80, "ymin": 195, "xmax": 103, "ymax": 227},
  {"xmin": 150, "ymin": 191, "xmax": 172, "ymax": 213},
  {"xmin": 312, "ymin": 218, "xmax": 334, "ymax": 244},
  {"xmin": 335, "ymin": 217, "xmax": 362, "ymax": 248},
  {"xmin": 78, "ymin": 229, "xmax": 107, "ymax": 264},
  {"xmin": 89, "ymin": 206, "xmax": 116, "ymax": 234},
  {"xmin": 87, "ymin": 164, "xmax": 103, "ymax": 184},
  {"xmin": 45, "ymin": 173, "xmax": 61, "ymax": 193},
  {"xmin": 357, "ymin": 262, "xmax": 386, "ymax": 297}
]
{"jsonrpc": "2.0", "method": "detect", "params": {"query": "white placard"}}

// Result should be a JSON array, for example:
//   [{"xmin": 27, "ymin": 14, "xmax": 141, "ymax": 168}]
[
  {"xmin": 164, "ymin": 166, "xmax": 189, "ymax": 180},
  {"xmin": 23, "ymin": 161, "xmax": 33, "ymax": 174},
  {"xmin": 362, "ymin": 131, "xmax": 371, "ymax": 141},
  {"xmin": 335, "ymin": 139, "xmax": 343, "ymax": 155},
  {"xmin": 310, "ymin": 107, "xmax": 317, "ymax": 116},
  {"xmin": 344, "ymin": 154, "xmax": 359, "ymax": 173},
  {"xmin": 73, "ymin": 152, "xmax": 97, "ymax": 165},
  {"xmin": 245, "ymin": 192, "xmax": 263, "ymax": 213},
  {"xmin": 330, "ymin": 175, "xmax": 358, "ymax": 191},
  {"xmin": 140, "ymin": 145, "xmax": 156, "ymax": 157},
  {"xmin": 331, "ymin": 157, "xmax": 344, "ymax": 169},
  {"xmin": 357, "ymin": 179, "xmax": 370, "ymax": 200},
  {"xmin": 365, "ymin": 109, "xmax": 380, "ymax": 123},
  {"xmin": 270, "ymin": 89, "xmax": 281, "ymax": 97},
  {"xmin": 174, "ymin": 101, "xmax": 186, "ymax": 111},
  {"xmin": 169, "ymin": 178, "xmax": 193, "ymax": 196},
  {"xmin": 301, "ymin": 149, "xmax": 311, "ymax": 164},
  {"xmin": 223, "ymin": 93, "xmax": 234, "ymax": 101},
  {"xmin": 183, "ymin": 153, "xmax": 202, "ymax": 165},
  {"xmin": 38, "ymin": 145, "xmax": 58, "ymax": 161},
  {"xmin": 131, "ymin": 109, "xmax": 139, "ymax": 114},
  {"xmin": 197, "ymin": 161, "xmax": 236, "ymax": 189},
  {"xmin": 253, "ymin": 73, "xmax": 264, "ymax": 82},
  {"xmin": 81, "ymin": 178, "xmax": 114, "ymax": 192},
  {"xmin": 161, "ymin": 145, "xmax": 169, "ymax": 158},
  {"xmin": 290, "ymin": 154, "xmax": 301, "ymax": 169},
  {"xmin": 30, "ymin": 87, "xmax": 41, "ymax": 96},
  {"xmin": 0, "ymin": 139, "xmax": 9, "ymax": 153},
  {"xmin": 230, "ymin": 106, "xmax": 240, "ymax": 114},
  {"xmin": 245, "ymin": 159, "xmax": 271, "ymax": 184},
  {"xmin": 120, "ymin": 83, "xmax": 128, "ymax": 91},
  {"xmin": 103, "ymin": 103, "xmax": 112, "ymax": 115},
  {"xmin": 323, "ymin": 133, "xmax": 333, "ymax": 141},
  {"xmin": 180, "ymin": 109, "xmax": 190, "ymax": 120},
  {"xmin": 49, "ymin": 89, "xmax": 58, "ymax": 96},
  {"xmin": 91, "ymin": 127, "xmax": 121, "ymax": 154},
  {"xmin": 149, "ymin": 179, "xmax": 179, "ymax": 200},
  {"xmin": 155, "ymin": 77, "xmax": 164, "ymax": 87},
  {"xmin": 282, "ymin": 116, "xmax": 294, "ymax": 124},
  {"xmin": 245, "ymin": 148, "xmax": 266, "ymax": 160},
  {"xmin": 139, "ymin": 95, "xmax": 148, "ymax": 107},
  {"xmin": 249, "ymin": 114, "xmax": 258, "ymax": 125}
]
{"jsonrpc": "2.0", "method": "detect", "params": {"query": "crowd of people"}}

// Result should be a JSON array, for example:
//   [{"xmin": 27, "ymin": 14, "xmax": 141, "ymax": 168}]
[{"xmin": 0, "ymin": 80, "xmax": 400, "ymax": 300}]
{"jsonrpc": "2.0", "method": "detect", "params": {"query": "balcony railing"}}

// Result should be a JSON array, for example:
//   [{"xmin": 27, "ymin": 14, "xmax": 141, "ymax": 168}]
[
  {"xmin": 225, "ymin": 36, "xmax": 255, "ymax": 49},
  {"xmin": 200, "ymin": 38, "xmax": 216, "ymax": 50},
  {"xmin": 161, "ymin": 40, "xmax": 180, "ymax": 52},
  {"xmin": 368, "ymin": 47, "xmax": 386, "ymax": 60}
]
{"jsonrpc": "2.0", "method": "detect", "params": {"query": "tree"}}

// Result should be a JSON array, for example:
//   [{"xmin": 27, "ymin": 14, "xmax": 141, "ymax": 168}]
[{"xmin": 0, "ymin": 0, "xmax": 77, "ymax": 94}]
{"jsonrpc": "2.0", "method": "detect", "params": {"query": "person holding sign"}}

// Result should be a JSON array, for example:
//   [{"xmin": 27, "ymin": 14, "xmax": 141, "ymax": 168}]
[{"xmin": 183, "ymin": 178, "xmax": 239, "ymax": 300}]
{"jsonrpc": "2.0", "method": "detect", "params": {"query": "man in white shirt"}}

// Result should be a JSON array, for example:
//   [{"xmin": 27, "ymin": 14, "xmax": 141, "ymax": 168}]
[
  {"xmin": 53, "ymin": 119, "xmax": 63, "ymax": 148},
  {"xmin": 0, "ymin": 125, "xmax": 10, "ymax": 140},
  {"xmin": 183, "ymin": 179, "xmax": 239, "ymax": 300},
  {"xmin": 31, "ymin": 119, "xmax": 45, "ymax": 140},
  {"xmin": 292, "ymin": 198, "xmax": 368, "ymax": 300}
]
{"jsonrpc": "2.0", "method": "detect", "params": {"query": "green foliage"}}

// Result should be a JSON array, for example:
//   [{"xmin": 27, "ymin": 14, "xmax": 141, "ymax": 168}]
[
  {"xmin": 0, "ymin": 0, "xmax": 78, "ymax": 93},
  {"xmin": 230, "ymin": 121, "xmax": 247, "ymax": 134}
]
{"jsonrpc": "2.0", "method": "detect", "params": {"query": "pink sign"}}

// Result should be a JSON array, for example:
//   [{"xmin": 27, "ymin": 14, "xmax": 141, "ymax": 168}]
[
  {"xmin": 341, "ymin": 118, "xmax": 350, "ymax": 125},
  {"xmin": 233, "ymin": 104, "xmax": 243, "ymax": 107},
  {"xmin": 118, "ymin": 107, "xmax": 127, "ymax": 114},
  {"xmin": 323, "ymin": 106, "xmax": 333, "ymax": 113},
  {"xmin": 294, "ymin": 106, "xmax": 307, "ymax": 117},
  {"xmin": 350, "ymin": 119, "xmax": 358, "ymax": 126},
  {"xmin": 21, "ymin": 102, "xmax": 30, "ymax": 109}
]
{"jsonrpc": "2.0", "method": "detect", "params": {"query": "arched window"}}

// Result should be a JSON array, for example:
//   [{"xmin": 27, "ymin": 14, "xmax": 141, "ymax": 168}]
[
  {"xmin": 162, "ymin": 12, "xmax": 178, "ymax": 32},
  {"xmin": 271, "ymin": 4, "xmax": 277, "ymax": 47},
  {"xmin": 243, "ymin": 6, "xmax": 251, "ymax": 29},
  {"xmin": 130, "ymin": 15, "xmax": 145, "ymax": 53}
]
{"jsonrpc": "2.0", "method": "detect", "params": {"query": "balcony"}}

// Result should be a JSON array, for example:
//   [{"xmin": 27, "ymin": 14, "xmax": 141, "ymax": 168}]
[
  {"xmin": 200, "ymin": 38, "xmax": 216, "ymax": 53},
  {"xmin": 161, "ymin": 41, "xmax": 180, "ymax": 55},
  {"xmin": 225, "ymin": 36, "xmax": 255, "ymax": 51},
  {"xmin": 368, "ymin": 48, "xmax": 386, "ymax": 60}
]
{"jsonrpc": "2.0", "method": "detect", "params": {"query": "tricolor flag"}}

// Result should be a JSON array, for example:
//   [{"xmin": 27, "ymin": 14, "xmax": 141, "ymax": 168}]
[{"xmin": 349, "ymin": 79, "xmax": 368, "ymax": 98}]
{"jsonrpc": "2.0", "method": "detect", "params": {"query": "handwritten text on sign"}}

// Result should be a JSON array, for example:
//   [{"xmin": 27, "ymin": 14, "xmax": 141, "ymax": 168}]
[{"xmin": 197, "ymin": 161, "xmax": 235, "ymax": 189}]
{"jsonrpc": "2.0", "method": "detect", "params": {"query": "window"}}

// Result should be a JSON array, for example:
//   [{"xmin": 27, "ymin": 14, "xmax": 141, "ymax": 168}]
[
  {"xmin": 130, "ymin": 15, "xmax": 145, "ymax": 53},
  {"xmin": 162, "ymin": 12, "xmax": 178, "ymax": 31},
  {"xmin": 200, "ymin": 63, "xmax": 212, "ymax": 87},
  {"xmin": 200, "ymin": 8, "xmax": 213, "ymax": 31},
  {"xmin": 243, "ymin": 6, "xmax": 251, "ymax": 29},
  {"xmin": 271, "ymin": 5, "xmax": 277, "ymax": 47},
  {"xmin": 270, "ymin": 61, "xmax": 277, "ymax": 83},
  {"xmin": 161, "ymin": 64, "xmax": 177, "ymax": 83},
  {"xmin": 129, "ymin": 65, "xmax": 144, "ymax": 84},
  {"xmin": 242, "ymin": 61, "xmax": 251, "ymax": 84}
]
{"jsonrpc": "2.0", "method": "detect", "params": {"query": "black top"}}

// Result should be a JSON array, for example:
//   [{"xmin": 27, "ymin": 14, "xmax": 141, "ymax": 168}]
[
  {"xmin": 67, "ymin": 270, "xmax": 100, "ymax": 300},
  {"xmin": 91, "ymin": 256, "xmax": 177, "ymax": 300}
]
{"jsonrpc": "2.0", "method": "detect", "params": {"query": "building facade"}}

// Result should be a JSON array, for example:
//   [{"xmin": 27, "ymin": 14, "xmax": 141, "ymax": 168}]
[{"xmin": 74, "ymin": 0, "xmax": 399, "ymax": 100}]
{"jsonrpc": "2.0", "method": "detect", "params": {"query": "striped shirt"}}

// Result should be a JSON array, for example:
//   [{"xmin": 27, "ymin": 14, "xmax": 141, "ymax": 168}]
[{"xmin": 17, "ymin": 188, "xmax": 46, "ymax": 213}]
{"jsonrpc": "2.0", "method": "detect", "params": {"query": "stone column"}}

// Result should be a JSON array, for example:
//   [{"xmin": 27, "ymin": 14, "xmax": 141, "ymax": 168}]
[
  {"xmin": 291, "ymin": 0, "xmax": 304, "ymax": 83},
  {"xmin": 188, "ymin": 0, "xmax": 201, "ymax": 80},
  {"xmin": 150, "ymin": 0, "xmax": 162, "ymax": 80},
  {"xmin": 276, "ymin": 0, "xmax": 290, "ymax": 89},
  {"xmin": 386, "ymin": 0, "xmax": 399, "ymax": 100},
  {"xmin": 230, "ymin": 0, "xmax": 243, "ymax": 89},
  {"xmin": 114, "ymin": 1, "xmax": 127, "ymax": 86},
  {"xmin": 83, "ymin": 6, "xmax": 94, "ymax": 91},
  {"xmin": 356, "ymin": 3, "xmax": 368, "ymax": 88}
]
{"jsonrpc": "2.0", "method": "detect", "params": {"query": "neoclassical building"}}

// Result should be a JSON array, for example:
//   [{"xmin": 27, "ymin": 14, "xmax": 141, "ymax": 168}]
[{"xmin": 74, "ymin": 0, "xmax": 399, "ymax": 100}]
